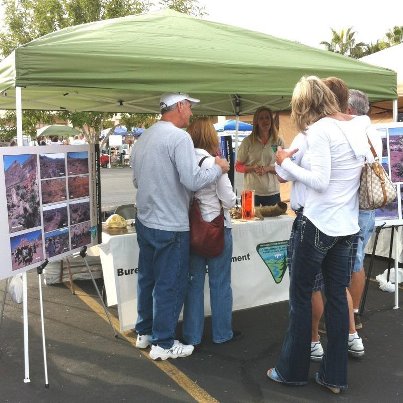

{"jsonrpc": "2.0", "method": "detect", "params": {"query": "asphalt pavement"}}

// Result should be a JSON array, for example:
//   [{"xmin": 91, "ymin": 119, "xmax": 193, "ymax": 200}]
[{"xmin": 1, "ymin": 256, "xmax": 402, "ymax": 402}]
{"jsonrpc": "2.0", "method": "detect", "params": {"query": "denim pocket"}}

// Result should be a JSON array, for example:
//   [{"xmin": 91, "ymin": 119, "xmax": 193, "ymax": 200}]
[
  {"xmin": 299, "ymin": 216, "xmax": 338, "ymax": 253},
  {"xmin": 314, "ymin": 227, "xmax": 338, "ymax": 252}
]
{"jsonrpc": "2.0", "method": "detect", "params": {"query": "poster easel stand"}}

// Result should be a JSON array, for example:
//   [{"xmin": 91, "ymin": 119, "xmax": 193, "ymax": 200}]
[
  {"xmin": 78, "ymin": 246, "xmax": 118, "ymax": 338},
  {"xmin": 360, "ymin": 224, "xmax": 402, "ymax": 314},
  {"xmin": 36, "ymin": 259, "xmax": 50, "ymax": 388}
]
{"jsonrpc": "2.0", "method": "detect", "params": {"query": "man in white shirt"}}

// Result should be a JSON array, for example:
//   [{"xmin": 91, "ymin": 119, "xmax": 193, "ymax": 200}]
[{"xmin": 347, "ymin": 89, "xmax": 383, "ymax": 330}]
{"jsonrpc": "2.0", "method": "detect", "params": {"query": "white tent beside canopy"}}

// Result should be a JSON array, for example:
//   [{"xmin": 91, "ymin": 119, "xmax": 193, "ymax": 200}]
[{"xmin": 360, "ymin": 44, "xmax": 403, "ymax": 97}]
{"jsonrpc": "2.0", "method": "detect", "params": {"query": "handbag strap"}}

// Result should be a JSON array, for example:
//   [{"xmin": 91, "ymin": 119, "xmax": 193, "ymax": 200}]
[
  {"xmin": 198, "ymin": 155, "xmax": 209, "ymax": 167},
  {"xmin": 366, "ymin": 135, "xmax": 378, "ymax": 160},
  {"xmin": 197, "ymin": 155, "xmax": 223, "ymax": 211}
]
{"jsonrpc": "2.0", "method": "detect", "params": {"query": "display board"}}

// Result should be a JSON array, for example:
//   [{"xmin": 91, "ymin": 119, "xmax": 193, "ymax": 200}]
[
  {"xmin": 0, "ymin": 144, "xmax": 100, "ymax": 280},
  {"xmin": 372, "ymin": 123, "xmax": 403, "ymax": 226}
]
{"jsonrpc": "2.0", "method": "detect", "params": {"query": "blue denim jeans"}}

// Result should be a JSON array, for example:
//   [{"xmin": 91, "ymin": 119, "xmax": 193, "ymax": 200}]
[
  {"xmin": 135, "ymin": 218, "xmax": 189, "ymax": 349},
  {"xmin": 182, "ymin": 227, "xmax": 233, "ymax": 344},
  {"xmin": 276, "ymin": 216, "xmax": 355, "ymax": 390},
  {"xmin": 353, "ymin": 209, "xmax": 375, "ymax": 272},
  {"xmin": 288, "ymin": 210, "xmax": 323, "ymax": 292}
]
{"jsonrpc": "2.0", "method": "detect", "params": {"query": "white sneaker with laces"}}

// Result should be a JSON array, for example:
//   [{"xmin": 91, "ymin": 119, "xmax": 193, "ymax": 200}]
[
  {"xmin": 348, "ymin": 333, "xmax": 365, "ymax": 357},
  {"xmin": 149, "ymin": 341, "xmax": 194, "ymax": 360},
  {"xmin": 310, "ymin": 340, "xmax": 324, "ymax": 362},
  {"xmin": 136, "ymin": 334, "xmax": 152, "ymax": 349}
]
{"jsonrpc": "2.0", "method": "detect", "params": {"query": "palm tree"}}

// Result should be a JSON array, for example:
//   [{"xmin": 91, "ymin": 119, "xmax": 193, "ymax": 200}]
[
  {"xmin": 385, "ymin": 25, "xmax": 403, "ymax": 46},
  {"xmin": 320, "ymin": 27, "xmax": 367, "ymax": 58},
  {"xmin": 362, "ymin": 40, "xmax": 390, "ymax": 57}
]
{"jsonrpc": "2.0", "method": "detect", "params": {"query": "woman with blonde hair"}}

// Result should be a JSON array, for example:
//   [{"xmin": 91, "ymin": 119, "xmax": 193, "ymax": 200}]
[
  {"xmin": 235, "ymin": 106, "xmax": 284, "ymax": 206},
  {"xmin": 182, "ymin": 117, "xmax": 238, "ymax": 347},
  {"xmin": 268, "ymin": 76, "xmax": 370, "ymax": 393}
]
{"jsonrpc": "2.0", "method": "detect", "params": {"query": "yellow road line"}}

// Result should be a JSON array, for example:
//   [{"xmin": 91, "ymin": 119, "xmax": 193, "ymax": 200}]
[{"xmin": 68, "ymin": 282, "xmax": 218, "ymax": 403}]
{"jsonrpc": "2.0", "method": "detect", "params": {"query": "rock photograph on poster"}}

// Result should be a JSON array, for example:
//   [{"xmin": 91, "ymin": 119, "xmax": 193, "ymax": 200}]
[
  {"xmin": 68, "ymin": 175, "xmax": 89, "ymax": 199},
  {"xmin": 41, "ymin": 177, "xmax": 67, "ymax": 204},
  {"xmin": 39, "ymin": 152, "xmax": 66, "ymax": 178},
  {"xmin": 67, "ymin": 151, "xmax": 89, "ymax": 175},
  {"xmin": 388, "ymin": 127, "xmax": 403, "ymax": 183},
  {"xmin": 71, "ymin": 221, "xmax": 91, "ymax": 249},
  {"xmin": 10, "ymin": 229, "xmax": 44, "ymax": 271},
  {"xmin": 4, "ymin": 154, "xmax": 41, "ymax": 233},
  {"xmin": 45, "ymin": 227, "xmax": 70, "ymax": 258},
  {"xmin": 69, "ymin": 199, "xmax": 90, "ymax": 225},
  {"xmin": 43, "ymin": 202, "xmax": 68, "ymax": 232},
  {"xmin": 373, "ymin": 123, "xmax": 403, "ymax": 226}
]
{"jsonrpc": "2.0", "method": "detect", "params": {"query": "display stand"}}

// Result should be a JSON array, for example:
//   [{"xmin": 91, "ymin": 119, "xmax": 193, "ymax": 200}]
[
  {"xmin": 79, "ymin": 246, "xmax": 118, "ymax": 338},
  {"xmin": 36, "ymin": 260, "xmax": 50, "ymax": 388},
  {"xmin": 360, "ymin": 224, "xmax": 403, "ymax": 314}
]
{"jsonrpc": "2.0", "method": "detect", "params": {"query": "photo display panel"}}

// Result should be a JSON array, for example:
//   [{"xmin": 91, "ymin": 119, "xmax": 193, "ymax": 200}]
[
  {"xmin": 0, "ymin": 144, "xmax": 99, "ymax": 280},
  {"xmin": 372, "ymin": 123, "xmax": 403, "ymax": 226}
]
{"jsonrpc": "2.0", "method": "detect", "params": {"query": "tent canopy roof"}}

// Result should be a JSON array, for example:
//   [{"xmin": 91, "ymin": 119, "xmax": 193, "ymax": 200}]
[
  {"xmin": 360, "ymin": 44, "xmax": 403, "ymax": 97},
  {"xmin": 0, "ymin": 9, "xmax": 397, "ymax": 115}
]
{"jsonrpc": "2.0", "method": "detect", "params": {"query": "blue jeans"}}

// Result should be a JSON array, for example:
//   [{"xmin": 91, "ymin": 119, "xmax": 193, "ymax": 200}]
[
  {"xmin": 182, "ymin": 227, "xmax": 233, "ymax": 344},
  {"xmin": 288, "ymin": 210, "xmax": 323, "ymax": 292},
  {"xmin": 353, "ymin": 209, "xmax": 375, "ymax": 272},
  {"xmin": 135, "ymin": 218, "xmax": 189, "ymax": 349},
  {"xmin": 276, "ymin": 216, "xmax": 355, "ymax": 390}
]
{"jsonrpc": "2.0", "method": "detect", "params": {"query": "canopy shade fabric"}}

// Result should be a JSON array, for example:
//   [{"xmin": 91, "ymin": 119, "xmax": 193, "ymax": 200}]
[
  {"xmin": 0, "ymin": 9, "xmax": 397, "ymax": 115},
  {"xmin": 360, "ymin": 44, "xmax": 403, "ymax": 97}
]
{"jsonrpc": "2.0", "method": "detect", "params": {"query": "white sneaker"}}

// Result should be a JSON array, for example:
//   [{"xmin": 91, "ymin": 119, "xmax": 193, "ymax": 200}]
[
  {"xmin": 348, "ymin": 333, "xmax": 365, "ymax": 358},
  {"xmin": 136, "ymin": 334, "xmax": 152, "ymax": 349},
  {"xmin": 149, "ymin": 341, "xmax": 194, "ymax": 360},
  {"xmin": 310, "ymin": 340, "xmax": 324, "ymax": 362}
]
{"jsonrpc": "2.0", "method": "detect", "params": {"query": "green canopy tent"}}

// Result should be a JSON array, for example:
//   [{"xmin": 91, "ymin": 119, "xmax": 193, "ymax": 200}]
[
  {"xmin": 0, "ymin": 9, "xmax": 397, "ymax": 117},
  {"xmin": 37, "ymin": 124, "xmax": 81, "ymax": 138}
]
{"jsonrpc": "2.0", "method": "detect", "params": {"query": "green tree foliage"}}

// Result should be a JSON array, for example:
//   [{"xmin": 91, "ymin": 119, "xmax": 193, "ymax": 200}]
[
  {"xmin": 385, "ymin": 25, "xmax": 403, "ymax": 46},
  {"xmin": 321, "ymin": 25, "xmax": 403, "ymax": 59},
  {"xmin": 119, "ymin": 113, "xmax": 158, "ymax": 130},
  {"xmin": 0, "ymin": 109, "xmax": 55, "ymax": 142},
  {"xmin": 320, "ymin": 27, "xmax": 366, "ymax": 58},
  {"xmin": 158, "ymin": 0, "xmax": 206, "ymax": 17}
]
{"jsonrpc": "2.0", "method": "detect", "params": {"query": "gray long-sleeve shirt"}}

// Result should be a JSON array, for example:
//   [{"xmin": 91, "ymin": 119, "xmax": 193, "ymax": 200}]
[{"xmin": 131, "ymin": 120, "xmax": 222, "ymax": 231}]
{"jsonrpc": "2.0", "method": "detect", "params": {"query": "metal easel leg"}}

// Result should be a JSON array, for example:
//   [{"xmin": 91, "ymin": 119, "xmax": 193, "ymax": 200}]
[
  {"xmin": 79, "ymin": 246, "xmax": 118, "ymax": 338},
  {"xmin": 37, "ymin": 260, "xmax": 49, "ymax": 388},
  {"xmin": 386, "ymin": 226, "xmax": 395, "ymax": 282},
  {"xmin": 359, "ymin": 224, "xmax": 385, "ymax": 314}
]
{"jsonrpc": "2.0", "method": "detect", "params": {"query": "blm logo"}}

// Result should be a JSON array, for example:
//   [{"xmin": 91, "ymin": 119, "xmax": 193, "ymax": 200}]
[{"xmin": 256, "ymin": 240, "xmax": 288, "ymax": 284}]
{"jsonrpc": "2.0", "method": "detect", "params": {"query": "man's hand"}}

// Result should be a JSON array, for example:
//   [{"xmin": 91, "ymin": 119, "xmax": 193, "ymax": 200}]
[
  {"xmin": 215, "ymin": 156, "xmax": 230, "ymax": 173},
  {"xmin": 275, "ymin": 146, "xmax": 298, "ymax": 165}
]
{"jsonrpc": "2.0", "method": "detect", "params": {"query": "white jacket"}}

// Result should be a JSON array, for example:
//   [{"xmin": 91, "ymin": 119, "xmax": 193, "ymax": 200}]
[
  {"xmin": 194, "ymin": 148, "xmax": 236, "ymax": 228},
  {"xmin": 280, "ymin": 116, "xmax": 371, "ymax": 236}
]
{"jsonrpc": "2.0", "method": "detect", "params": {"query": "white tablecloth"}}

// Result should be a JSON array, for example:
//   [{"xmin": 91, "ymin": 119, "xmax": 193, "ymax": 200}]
[
  {"xmin": 98, "ymin": 215, "xmax": 294, "ymax": 331},
  {"xmin": 365, "ymin": 225, "xmax": 403, "ymax": 263}
]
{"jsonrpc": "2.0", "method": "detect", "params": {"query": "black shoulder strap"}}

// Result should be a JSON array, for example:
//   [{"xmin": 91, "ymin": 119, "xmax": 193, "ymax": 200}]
[{"xmin": 198, "ymin": 156, "xmax": 209, "ymax": 167}]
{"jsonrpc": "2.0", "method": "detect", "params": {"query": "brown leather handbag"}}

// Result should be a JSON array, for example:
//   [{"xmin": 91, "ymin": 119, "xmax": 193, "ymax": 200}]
[
  {"xmin": 189, "ymin": 198, "xmax": 224, "ymax": 258},
  {"xmin": 189, "ymin": 156, "xmax": 225, "ymax": 258}
]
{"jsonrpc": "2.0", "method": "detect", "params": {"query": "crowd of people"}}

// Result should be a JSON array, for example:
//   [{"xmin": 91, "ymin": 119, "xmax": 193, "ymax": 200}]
[
  {"xmin": 34, "ymin": 133, "xmax": 87, "ymax": 145},
  {"xmin": 130, "ymin": 80, "xmax": 383, "ymax": 394}
]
